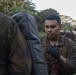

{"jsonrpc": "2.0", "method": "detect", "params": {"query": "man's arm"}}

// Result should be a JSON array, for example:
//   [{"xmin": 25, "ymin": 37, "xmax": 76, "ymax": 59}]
[
  {"xmin": 59, "ymin": 39, "xmax": 76, "ymax": 74},
  {"xmin": 46, "ymin": 40, "xmax": 76, "ymax": 74},
  {"xmin": 59, "ymin": 55, "xmax": 66, "ymax": 66}
]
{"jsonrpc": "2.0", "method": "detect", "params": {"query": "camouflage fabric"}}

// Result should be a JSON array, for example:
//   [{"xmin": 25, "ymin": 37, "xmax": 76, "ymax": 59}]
[
  {"xmin": 41, "ymin": 34, "xmax": 76, "ymax": 75},
  {"xmin": 0, "ymin": 12, "xmax": 32, "ymax": 75},
  {"xmin": 60, "ymin": 30, "xmax": 76, "ymax": 42}
]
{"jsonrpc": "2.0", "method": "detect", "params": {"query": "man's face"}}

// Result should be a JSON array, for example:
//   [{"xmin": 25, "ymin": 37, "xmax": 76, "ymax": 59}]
[{"xmin": 44, "ymin": 20, "xmax": 62, "ymax": 39}]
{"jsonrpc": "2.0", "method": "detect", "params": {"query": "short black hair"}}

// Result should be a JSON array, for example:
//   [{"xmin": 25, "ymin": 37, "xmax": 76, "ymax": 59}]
[{"xmin": 45, "ymin": 14, "xmax": 61, "ymax": 24}]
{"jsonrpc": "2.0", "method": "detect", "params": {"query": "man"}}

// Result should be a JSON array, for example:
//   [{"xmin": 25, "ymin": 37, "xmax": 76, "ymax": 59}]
[
  {"xmin": 41, "ymin": 14, "xmax": 76, "ymax": 75},
  {"xmin": 0, "ymin": 12, "xmax": 32, "ymax": 75}
]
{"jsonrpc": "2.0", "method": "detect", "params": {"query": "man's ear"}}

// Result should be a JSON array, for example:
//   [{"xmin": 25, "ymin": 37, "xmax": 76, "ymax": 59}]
[{"xmin": 60, "ymin": 24, "xmax": 62, "ymax": 30}]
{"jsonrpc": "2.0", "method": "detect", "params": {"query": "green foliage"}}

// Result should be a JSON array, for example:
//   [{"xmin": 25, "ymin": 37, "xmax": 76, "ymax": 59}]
[
  {"xmin": 7, "ymin": 6, "xmax": 37, "ymax": 16},
  {"xmin": 7, "ymin": 6, "xmax": 25, "ymax": 15},
  {"xmin": 0, "ymin": 0, "xmax": 37, "ymax": 16},
  {"xmin": 37, "ymin": 23, "xmax": 44, "ymax": 32},
  {"xmin": 62, "ymin": 23, "xmax": 74, "ymax": 31},
  {"xmin": 39, "ymin": 31, "xmax": 45, "ymax": 37}
]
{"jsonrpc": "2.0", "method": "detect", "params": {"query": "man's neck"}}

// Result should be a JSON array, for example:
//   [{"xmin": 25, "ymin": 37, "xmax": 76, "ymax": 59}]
[
  {"xmin": 49, "ymin": 40, "xmax": 58, "ymax": 46},
  {"xmin": 49, "ymin": 35, "xmax": 60, "ymax": 46}
]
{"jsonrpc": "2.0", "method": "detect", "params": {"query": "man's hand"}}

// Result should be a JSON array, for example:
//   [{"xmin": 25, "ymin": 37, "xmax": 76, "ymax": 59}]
[{"xmin": 46, "ymin": 45, "xmax": 61, "ymax": 59}]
